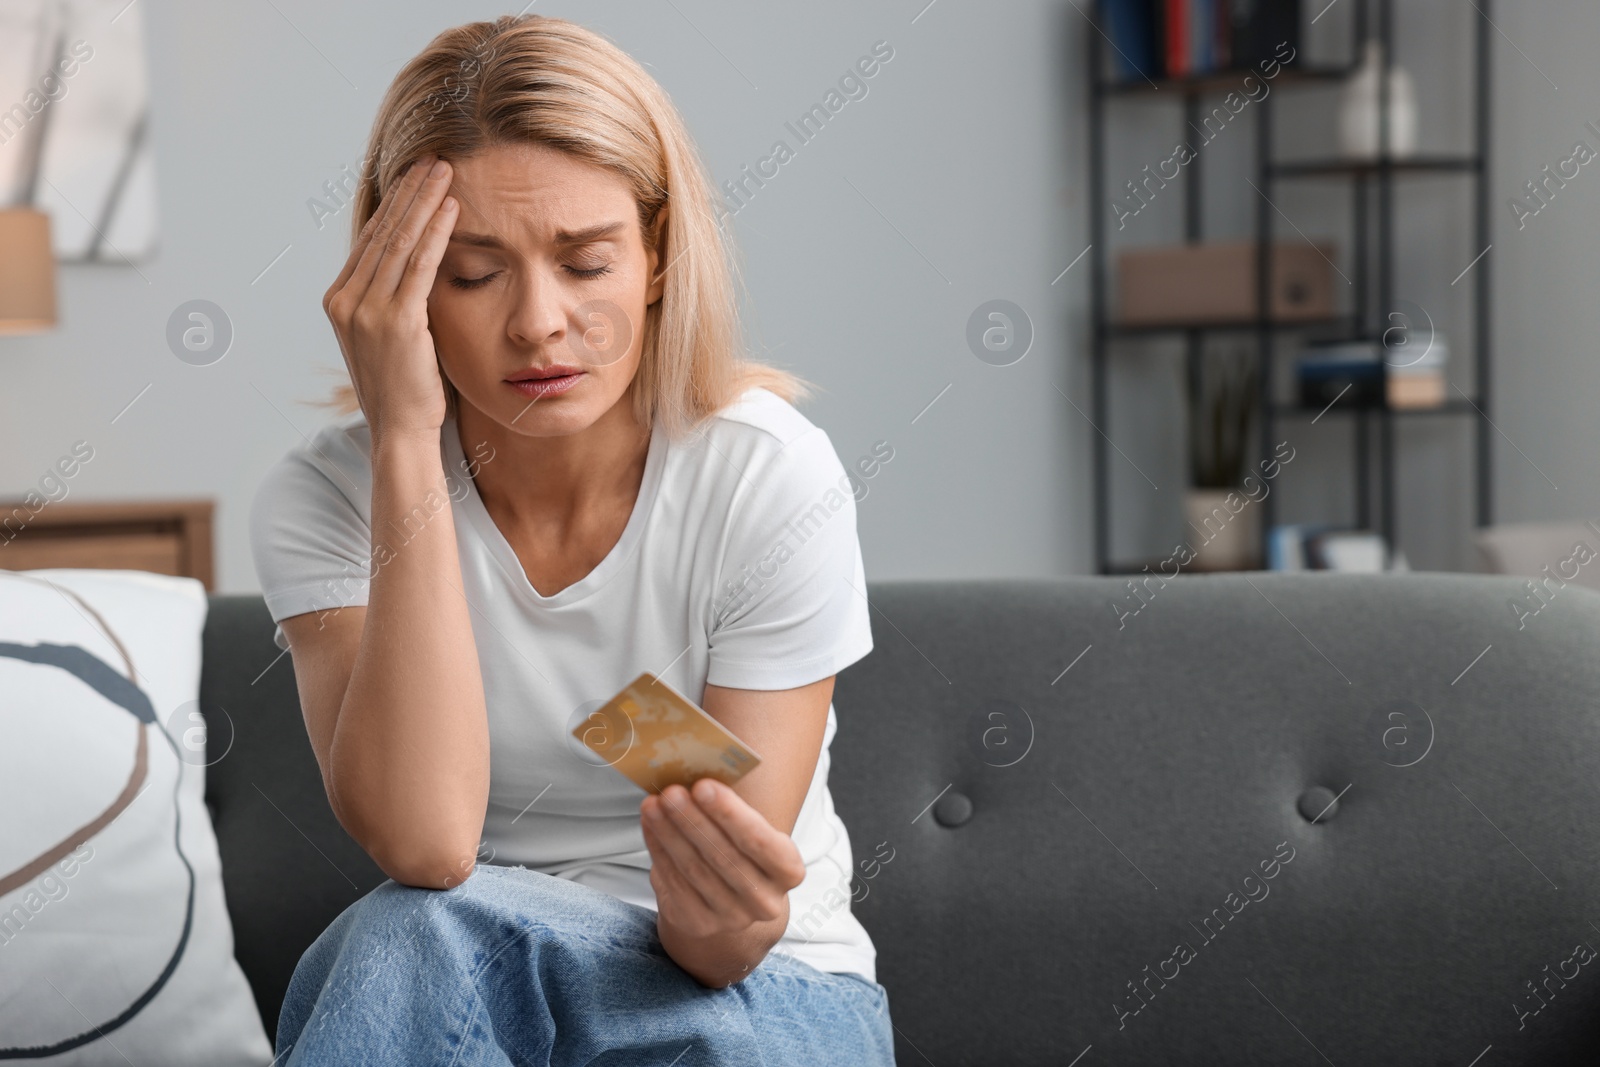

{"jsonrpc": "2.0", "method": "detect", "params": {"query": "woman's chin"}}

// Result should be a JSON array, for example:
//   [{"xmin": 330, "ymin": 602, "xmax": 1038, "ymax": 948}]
[{"xmin": 459, "ymin": 388, "xmax": 602, "ymax": 437}]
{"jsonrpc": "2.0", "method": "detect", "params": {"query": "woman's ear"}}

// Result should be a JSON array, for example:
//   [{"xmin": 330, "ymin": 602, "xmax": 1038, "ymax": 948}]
[{"xmin": 645, "ymin": 204, "xmax": 670, "ymax": 307}]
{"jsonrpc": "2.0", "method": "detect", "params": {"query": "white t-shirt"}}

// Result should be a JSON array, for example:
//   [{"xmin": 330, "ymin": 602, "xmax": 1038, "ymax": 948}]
[{"xmin": 248, "ymin": 385, "xmax": 879, "ymax": 982}]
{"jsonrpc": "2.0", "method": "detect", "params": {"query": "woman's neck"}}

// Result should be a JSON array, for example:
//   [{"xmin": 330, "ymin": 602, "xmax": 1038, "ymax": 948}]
[{"xmin": 453, "ymin": 390, "xmax": 652, "ymax": 527}]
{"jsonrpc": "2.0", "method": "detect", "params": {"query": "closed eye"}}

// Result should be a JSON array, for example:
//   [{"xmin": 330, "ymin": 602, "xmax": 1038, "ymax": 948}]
[{"xmin": 447, "ymin": 264, "xmax": 614, "ymax": 290}]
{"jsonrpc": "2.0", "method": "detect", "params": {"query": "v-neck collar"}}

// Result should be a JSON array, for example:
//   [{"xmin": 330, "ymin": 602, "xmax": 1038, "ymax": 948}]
[{"xmin": 443, "ymin": 416, "xmax": 667, "ymax": 608}]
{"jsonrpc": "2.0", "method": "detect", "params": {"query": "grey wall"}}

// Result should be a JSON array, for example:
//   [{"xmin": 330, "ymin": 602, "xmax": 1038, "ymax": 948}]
[
  {"xmin": 1, "ymin": 0, "xmax": 1089, "ymax": 592},
  {"xmin": 2, "ymin": 0, "xmax": 1592, "ymax": 591},
  {"xmin": 1485, "ymin": 2, "xmax": 1600, "ymax": 544}
]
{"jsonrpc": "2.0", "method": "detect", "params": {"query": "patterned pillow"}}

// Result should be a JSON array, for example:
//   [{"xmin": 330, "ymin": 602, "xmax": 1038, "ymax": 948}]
[{"xmin": 0, "ymin": 569, "xmax": 272, "ymax": 1065}]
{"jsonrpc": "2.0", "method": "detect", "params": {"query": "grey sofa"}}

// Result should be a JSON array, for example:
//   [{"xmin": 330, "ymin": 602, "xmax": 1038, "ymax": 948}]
[{"xmin": 201, "ymin": 575, "xmax": 1600, "ymax": 1065}]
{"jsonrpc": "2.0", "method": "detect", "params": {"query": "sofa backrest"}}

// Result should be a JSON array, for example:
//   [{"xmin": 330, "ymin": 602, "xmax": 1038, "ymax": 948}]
[
  {"xmin": 204, "ymin": 576, "xmax": 1600, "ymax": 1063},
  {"xmin": 200, "ymin": 597, "xmax": 387, "ymax": 1045}
]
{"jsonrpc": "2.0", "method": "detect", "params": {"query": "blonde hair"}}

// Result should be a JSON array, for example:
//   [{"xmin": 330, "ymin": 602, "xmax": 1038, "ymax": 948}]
[{"xmin": 325, "ymin": 13, "xmax": 811, "ymax": 438}]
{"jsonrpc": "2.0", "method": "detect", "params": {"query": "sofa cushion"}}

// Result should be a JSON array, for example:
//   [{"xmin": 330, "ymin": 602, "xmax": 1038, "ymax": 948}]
[{"xmin": 0, "ymin": 570, "xmax": 272, "ymax": 1065}]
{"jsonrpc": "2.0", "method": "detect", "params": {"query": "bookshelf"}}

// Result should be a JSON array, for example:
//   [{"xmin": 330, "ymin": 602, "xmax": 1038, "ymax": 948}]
[{"xmin": 1085, "ymin": 0, "xmax": 1494, "ymax": 574}]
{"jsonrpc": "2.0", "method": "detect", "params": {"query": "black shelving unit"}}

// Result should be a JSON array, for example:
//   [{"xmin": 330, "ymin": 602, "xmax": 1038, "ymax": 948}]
[{"xmin": 1086, "ymin": 0, "xmax": 1493, "ymax": 574}]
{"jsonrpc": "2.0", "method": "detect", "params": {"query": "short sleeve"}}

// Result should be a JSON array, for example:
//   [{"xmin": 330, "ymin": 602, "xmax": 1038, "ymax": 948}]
[
  {"xmin": 705, "ymin": 426, "xmax": 874, "ymax": 691},
  {"xmin": 248, "ymin": 430, "xmax": 375, "ymax": 651}
]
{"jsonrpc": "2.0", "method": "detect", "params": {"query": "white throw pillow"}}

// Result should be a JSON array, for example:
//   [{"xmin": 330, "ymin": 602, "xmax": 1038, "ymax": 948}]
[{"xmin": 0, "ymin": 569, "xmax": 273, "ymax": 1066}]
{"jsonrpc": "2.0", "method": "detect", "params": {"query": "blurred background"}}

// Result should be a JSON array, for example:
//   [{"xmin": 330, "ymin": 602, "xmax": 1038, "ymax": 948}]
[{"xmin": 0, "ymin": 0, "xmax": 1593, "ymax": 593}]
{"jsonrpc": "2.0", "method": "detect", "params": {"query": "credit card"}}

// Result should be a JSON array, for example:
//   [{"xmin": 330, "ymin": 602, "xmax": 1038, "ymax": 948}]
[{"xmin": 572, "ymin": 671, "xmax": 763, "ymax": 795}]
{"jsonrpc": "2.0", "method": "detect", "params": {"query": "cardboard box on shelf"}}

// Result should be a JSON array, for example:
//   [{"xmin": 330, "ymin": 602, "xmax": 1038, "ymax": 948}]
[{"xmin": 1115, "ymin": 240, "xmax": 1336, "ymax": 326}]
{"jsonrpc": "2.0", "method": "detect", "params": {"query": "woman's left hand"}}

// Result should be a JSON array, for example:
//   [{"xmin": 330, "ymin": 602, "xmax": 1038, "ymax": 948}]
[{"xmin": 640, "ymin": 778, "xmax": 806, "ymax": 940}]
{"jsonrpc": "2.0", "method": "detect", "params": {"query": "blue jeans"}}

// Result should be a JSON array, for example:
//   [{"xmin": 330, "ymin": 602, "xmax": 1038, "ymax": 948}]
[{"xmin": 276, "ymin": 863, "xmax": 897, "ymax": 1065}]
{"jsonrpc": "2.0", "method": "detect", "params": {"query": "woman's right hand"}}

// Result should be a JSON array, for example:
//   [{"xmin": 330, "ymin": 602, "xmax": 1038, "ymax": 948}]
[{"xmin": 322, "ymin": 153, "xmax": 459, "ymax": 444}]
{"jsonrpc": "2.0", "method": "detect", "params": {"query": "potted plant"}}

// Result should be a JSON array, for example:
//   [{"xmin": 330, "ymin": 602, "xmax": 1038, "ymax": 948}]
[{"xmin": 1185, "ymin": 347, "xmax": 1260, "ymax": 570}]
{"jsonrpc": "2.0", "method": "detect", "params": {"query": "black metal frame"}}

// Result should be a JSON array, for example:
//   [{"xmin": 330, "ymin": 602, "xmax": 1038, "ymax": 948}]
[{"xmin": 1086, "ymin": 0, "xmax": 1493, "ymax": 574}]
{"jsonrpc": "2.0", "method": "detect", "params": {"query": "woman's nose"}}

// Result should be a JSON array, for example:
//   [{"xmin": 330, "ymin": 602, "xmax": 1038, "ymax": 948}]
[{"xmin": 505, "ymin": 269, "xmax": 569, "ymax": 347}]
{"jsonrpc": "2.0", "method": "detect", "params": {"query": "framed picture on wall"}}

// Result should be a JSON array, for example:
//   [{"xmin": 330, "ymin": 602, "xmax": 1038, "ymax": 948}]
[{"xmin": 0, "ymin": 0, "xmax": 159, "ymax": 264}]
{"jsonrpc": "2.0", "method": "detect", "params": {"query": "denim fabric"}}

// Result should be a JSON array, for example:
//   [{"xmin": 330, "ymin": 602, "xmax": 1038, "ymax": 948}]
[{"xmin": 276, "ymin": 863, "xmax": 896, "ymax": 1066}]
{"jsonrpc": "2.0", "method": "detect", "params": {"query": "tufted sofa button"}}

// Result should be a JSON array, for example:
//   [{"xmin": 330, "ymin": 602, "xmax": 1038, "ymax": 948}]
[
  {"xmin": 934, "ymin": 791, "xmax": 974, "ymax": 828},
  {"xmin": 1297, "ymin": 785, "xmax": 1341, "ymax": 824}
]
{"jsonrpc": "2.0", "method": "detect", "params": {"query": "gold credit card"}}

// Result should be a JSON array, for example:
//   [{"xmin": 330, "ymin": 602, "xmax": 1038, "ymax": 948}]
[{"xmin": 572, "ymin": 671, "xmax": 763, "ymax": 795}]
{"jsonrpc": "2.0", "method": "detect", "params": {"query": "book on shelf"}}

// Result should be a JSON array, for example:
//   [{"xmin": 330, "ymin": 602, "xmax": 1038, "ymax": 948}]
[
  {"xmin": 1384, "ymin": 331, "xmax": 1451, "ymax": 410},
  {"xmin": 1295, "ymin": 335, "xmax": 1451, "ymax": 411},
  {"xmin": 1267, "ymin": 525, "xmax": 1409, "ymax": 572},
  {"xmin": 1297, "ymin": 343, "xmax": 1385, "ymax": 408},
  {"xmin": 1387, "ymin": 371, "xmax": 1446, "ymax": 409},
  {"xmin": 1165, "ymin": 0, "xmax": 1188, "ymax": 78},
  {"xmin": 1099, "ymin": 0, "xmax": 1162, "ymax": 82},
  {"xmin": 1229, "ymin": 0, "xmax": 1300, "ymax": 70},
  {"xmin": 1097, "ymin": 0, "xmax": 1297, "ymax": 83}
]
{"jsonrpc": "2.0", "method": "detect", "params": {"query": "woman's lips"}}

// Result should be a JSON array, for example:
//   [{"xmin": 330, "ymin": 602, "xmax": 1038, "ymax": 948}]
[{"xmin": 506, "ymin": 372, "xmax": 585, "ymax": 398}]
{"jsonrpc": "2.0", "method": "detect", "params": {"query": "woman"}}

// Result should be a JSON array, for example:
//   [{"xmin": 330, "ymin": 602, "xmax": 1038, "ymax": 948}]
[{"xmin": 248, "ymin": 13, "xmax": 896, "ymax": 1066}]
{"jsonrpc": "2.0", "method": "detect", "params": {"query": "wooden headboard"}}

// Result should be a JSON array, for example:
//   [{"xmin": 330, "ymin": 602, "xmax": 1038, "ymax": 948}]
[{"xmin": 0, "ymin": 499, "xmax": 215, "ymax": 590}]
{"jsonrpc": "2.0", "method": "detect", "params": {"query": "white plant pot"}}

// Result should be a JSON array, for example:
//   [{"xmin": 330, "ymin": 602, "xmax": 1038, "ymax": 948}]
[
  {"xmin": 1339, "ymin": 40, "xmax": 1418, "ymax": 159},
  {"xmin": 1184, "ymin": 488, "xmax": 1260, "ymax": 571}
]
